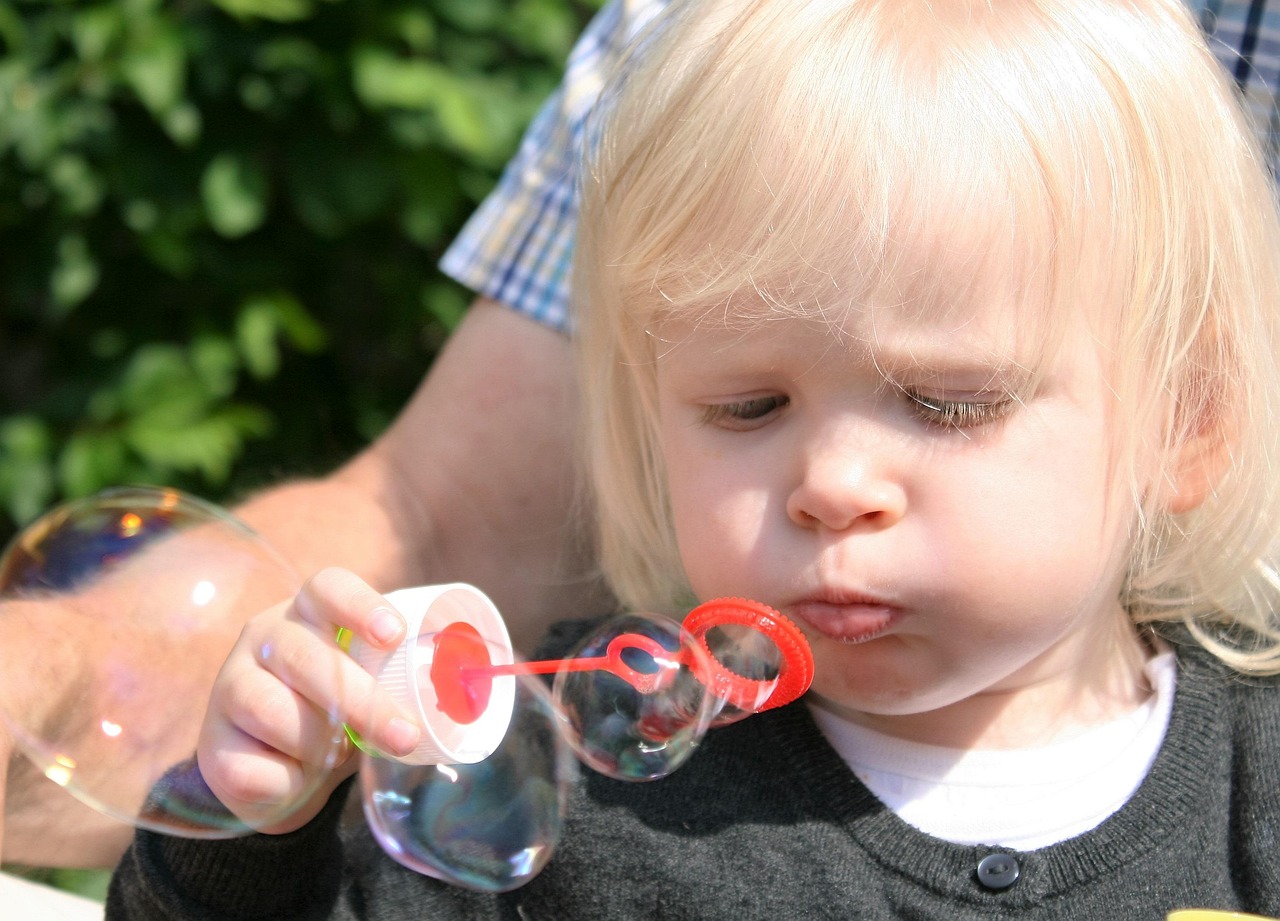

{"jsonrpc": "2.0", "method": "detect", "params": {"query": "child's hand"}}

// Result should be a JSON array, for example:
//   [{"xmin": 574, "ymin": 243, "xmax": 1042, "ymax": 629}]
[{"xmin": 196, "ymin": 567, "xmax": 422, "ymax": 833}]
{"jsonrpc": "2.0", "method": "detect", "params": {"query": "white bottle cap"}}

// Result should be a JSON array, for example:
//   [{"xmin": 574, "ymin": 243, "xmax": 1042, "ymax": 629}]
[{"xmin": 347, "ymin": 583, "xmax": 515, "ymax": 765}]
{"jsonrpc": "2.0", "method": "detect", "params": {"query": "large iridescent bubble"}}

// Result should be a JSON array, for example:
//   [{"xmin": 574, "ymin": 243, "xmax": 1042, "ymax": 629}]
[
  {"xmin": 1, "ymin": 488, "xmax": 814, "ymax": 891},
  {"xmin": 0, "ymin": 486, "xmax": 341, "ymax": 837}
]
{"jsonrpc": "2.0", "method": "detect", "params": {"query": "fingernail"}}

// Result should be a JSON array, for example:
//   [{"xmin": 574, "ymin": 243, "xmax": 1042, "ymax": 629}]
[
  {"xmin": 369, "ymin": 607, "xmax": 403, "ymax": 646},
  {"xmin": 386, "ymin": 717, "xmax": 420, "ymax": 756}
]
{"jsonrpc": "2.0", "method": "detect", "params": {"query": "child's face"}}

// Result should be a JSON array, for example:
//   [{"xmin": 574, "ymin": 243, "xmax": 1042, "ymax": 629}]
[{"xmin": 654, "ymin": 295, "xmax": 1145, "ymax": 744}]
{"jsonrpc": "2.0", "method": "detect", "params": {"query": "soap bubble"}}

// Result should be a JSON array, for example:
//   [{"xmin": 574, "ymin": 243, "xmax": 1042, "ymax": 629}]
[
  {"xmin": 360, "ymin": 664, "xmax": 576, "ymax": 892},
  {"xmin": 0, "ymin": 486, "xmax": 337, "ymax": 837},
  {"xmin": 348, "ymin": 584, "xmax": 576, "ymax": 891},
  {"xmin": 552, "ymin": 613, "xmax": 718, "ymax": 781},
  {"xmin": 547, "ymin": 601, "xmax": 813, "ymax": 782}
]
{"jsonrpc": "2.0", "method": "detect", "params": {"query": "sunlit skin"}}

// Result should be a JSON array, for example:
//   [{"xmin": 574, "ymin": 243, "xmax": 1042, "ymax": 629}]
[{"xmin": 655, "ymin": 297, "xmax": 1156, "ymax": 750}]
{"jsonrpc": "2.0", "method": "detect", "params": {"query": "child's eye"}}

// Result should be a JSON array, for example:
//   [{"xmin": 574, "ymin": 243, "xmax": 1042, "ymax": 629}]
[
  {"xmin": 902, "ymin": 390, "xmax": 1016, "ymax": 430},
  {"xmin": 701, "ymin": 395, "xmax": 789, "ymax": 429}
]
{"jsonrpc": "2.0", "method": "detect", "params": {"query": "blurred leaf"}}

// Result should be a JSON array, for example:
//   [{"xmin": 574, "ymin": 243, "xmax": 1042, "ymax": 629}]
[
  {"xmin": 422, "ymin": 280, "xmax": 468, "ymax": 332},
  {"xmin": 393, "ymin": 9, "xmax": 437, "ymax": 53},
  {"xmin": 236, "ymin": 292, "xmax": 327, "ymax": 380},
  {"xmin": 0, "ymin": 417, "xmax": 54, "ymax": 526},
  {"xmin": 50, "ymin": 233, "xmax": 100, "ymax": 312},
  {"xmin": 70, "ymin": 7, "xmax": 122, "ymax": 63},
  {"xmin": 507, "ymin": 0, "xmax": 580, "ymax": 60},
  {"xmin": 0, "ymin": 3, "xmax": 28, "ymax": 55},
  {"xmin": 119, "ymin": 22, "xmax": 186, "ymax": 116},
  {"xmin": 434, "ymin": 0, "xmax": 501, "ymax": 32},
  {"xmin": 48, "ymin": 152, "xmax": 105, "ymax": 215},
  {"xmin": 191, "ymin": 334, "xmax": 242, "ymax": 399},
  {"xmin": 161, "ymin": 100, "xmax": 202, "ymax": 146},
  {"xmin": 201, "ymin": 152, "xmax": 268, "ymax": 238},
  {"xmin": 212, "ymin": 0, "xmax": 316, "ymax": 23},
  {"xmin": 352, "ymin": 46, "xmax": 526, "ymax": 162},
  {"xmin": 351, "ymin": 46, "xmax": 445, "ymax": 110},
  {"xmin": 58, "ymin": 430, "xmax": 128, "ymax": 497},
  {"xmin": 125, "ymin": 404, "xmax": 271, "ymax": 482},
  {"xmin": 117, "ymin": 344, "xmax": 211, "ymax": 420},
  {"xmin": 45, "ymin": 869, "xmax": 111, "ymax": 903}
]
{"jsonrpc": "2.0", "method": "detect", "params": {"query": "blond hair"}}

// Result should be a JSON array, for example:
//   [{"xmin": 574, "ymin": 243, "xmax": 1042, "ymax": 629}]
[{"xmin": 575, "ymin": 0, "xmax": 1280, "ymax": 673}]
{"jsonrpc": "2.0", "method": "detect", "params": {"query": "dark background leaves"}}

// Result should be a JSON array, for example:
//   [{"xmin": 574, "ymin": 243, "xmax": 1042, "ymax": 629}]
[{"xmin": 0, "ymin": 0, "xmax": 601, "ymax": 545}]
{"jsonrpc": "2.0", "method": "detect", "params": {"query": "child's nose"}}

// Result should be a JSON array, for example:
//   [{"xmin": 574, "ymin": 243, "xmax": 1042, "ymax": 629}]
[{"xmin": 785, "ymin": 441, "xmax": 905, "ymax": 532}]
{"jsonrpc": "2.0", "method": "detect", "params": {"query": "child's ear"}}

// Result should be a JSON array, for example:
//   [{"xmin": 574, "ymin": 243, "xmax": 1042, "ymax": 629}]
[{"xmin": 1161, "ymin": 426, "xmax": 1233, "ymax": 515}]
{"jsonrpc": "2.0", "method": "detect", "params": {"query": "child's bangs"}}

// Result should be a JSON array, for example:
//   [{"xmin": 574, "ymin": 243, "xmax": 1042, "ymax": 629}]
[{"xmin": 598, "ymin": 0, "xmax": 1119, "ymax": 368}]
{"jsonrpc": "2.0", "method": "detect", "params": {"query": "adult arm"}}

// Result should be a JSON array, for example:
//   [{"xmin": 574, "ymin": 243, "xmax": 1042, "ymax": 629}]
[{"xmin": 231, "ymin": 297, "xmax": 608, "ymax": 652}]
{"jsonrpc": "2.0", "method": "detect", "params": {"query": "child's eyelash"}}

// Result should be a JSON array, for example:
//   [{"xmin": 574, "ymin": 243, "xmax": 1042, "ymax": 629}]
[
  {"xmin": 902, "ymin": 390, "xmax": 1016, "ymax": 429},
  {"xmin": 701, "ymin": 395, "xmax": 789, "ymax": 427}
]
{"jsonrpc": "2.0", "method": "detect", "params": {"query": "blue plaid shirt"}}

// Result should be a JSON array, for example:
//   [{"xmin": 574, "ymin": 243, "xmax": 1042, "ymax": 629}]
[{"xmin": 442, "ymin": 0, "xmax": 1280, "ymax": 334}]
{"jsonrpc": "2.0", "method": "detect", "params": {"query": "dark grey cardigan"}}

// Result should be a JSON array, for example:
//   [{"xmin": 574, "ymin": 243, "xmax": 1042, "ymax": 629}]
[{"xmin": 107, "ymin": 635, "xmax": 1280, "ymax": 920}]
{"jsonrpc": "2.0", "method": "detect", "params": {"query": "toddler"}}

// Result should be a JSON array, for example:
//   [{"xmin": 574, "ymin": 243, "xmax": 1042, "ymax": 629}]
[{"xmin": 109, "ymin": 0, "xmax": 1280, "ymax": 917}]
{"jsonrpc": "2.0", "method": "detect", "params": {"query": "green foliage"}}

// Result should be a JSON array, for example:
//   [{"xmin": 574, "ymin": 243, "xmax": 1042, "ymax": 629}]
[{"xmin": 0, "ymin": 0, "xmax": 600, "ymax": 545}]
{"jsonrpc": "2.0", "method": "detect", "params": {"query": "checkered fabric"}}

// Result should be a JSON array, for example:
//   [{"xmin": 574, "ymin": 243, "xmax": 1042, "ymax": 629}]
[{"xmin": 442, "ymin": 0, "xmax": 1280, "ymax": 334}]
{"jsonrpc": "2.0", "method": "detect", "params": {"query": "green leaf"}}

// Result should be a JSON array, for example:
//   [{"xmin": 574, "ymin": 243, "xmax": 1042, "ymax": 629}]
[
  {"xmin": 58, "ymin": 430, "xmax": 128, "ymax": 498},
  {"xmin": 44, "ymin": 869, "xmax": 110, "ymax": 904},
  {"xmin": 70, "ymin": 6, "xmax": 124, "ymax": 63},
  {"xmin": 434, "ymin": 0, "xmax": 501, "ymax": 31},
  {"xmin": 270, "ymin": 297, "xmax": 327, "ymax": 353},
  {"xmin": 422, "ymin": 280, "xmax": 468, "ymax": 332},
  {"xmin": 190, "ymin": 335, "xmax": 242, "ymax": 399},
  {"xmin": 392, "ymin": 9, "xmax": 436, "ymax": 53},
  {"xmin": 119, "ymin": 24, "xmax": 186, "ymax": 116},
  {"xmin": 0, "ymin": 417, "xmax": 54, "ymax": 526},
  {"xmin": 48, "ymin": 152, "xmax": 105, "ymax": 215},
  {"xmin": 350, "ymin": 47, "xmax": 518, "ymax": 162},
  {"xmin": 352, "ymin": 46, "xmax": 446, "ymax": 110},
  {"xmin": 432, "ymin": 78, "xmax": 494, "ymax": 160},
  {"xmin": 236, "ymin": 292, "xmax": 327, "ymax": 380},
  {"xmin": 125, "ymin": 405, "xmax": 271, "ymax": 482},
  {"xmin": 236, "ymin": 298, "xmax": 283, "ymax": 379},
  {"xmin": 201, "ymin": 152, "xmax": 268, "ymax": 238},
  {"xmin": 161, "ymin": 100, "xmax": 202, "ymax": 146},
  {"xmin": 0, "ymin": 3, "xmax": 27, "ymax": 56},
  {"xmin": 505, "ymin": 0, "xmax": 579, "ymax": 61},
  {"xmin": 116, "ymin": 344, "xmax": 210, "ymax": 420},
  {"xmin": 211, "ymin": 0, "xmax": 315, "ymax": 23},
  {"xmin": 50, "ymin": 233, "xmax": 100, "ymax": 312}
]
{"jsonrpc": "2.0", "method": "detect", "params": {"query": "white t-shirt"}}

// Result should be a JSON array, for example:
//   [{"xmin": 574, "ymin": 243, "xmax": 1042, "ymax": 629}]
[{"xmin": 809, "ymin": 650, "xmax": 1177, "ymax": 850}]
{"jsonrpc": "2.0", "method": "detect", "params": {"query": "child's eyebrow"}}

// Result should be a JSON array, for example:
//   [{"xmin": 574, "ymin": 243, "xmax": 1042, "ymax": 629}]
[{"xmin": 866, "ymin": 340, "xmax": 1033, "ymax": 385}]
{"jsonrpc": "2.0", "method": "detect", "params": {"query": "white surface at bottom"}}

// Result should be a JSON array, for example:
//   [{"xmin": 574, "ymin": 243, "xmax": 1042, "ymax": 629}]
[{"xmin": 0, "ymin": 871, "xmax": 104, "ymax": 920}]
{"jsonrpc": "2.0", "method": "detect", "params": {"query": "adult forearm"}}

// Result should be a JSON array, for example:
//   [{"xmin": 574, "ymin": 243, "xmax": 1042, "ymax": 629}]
[
  {"xmin": 281, "ymin": 299, "xmax": 612, "ymax": 651},
  {"xmin": 162, "ymin": 298, "xmax": 606, "ymax": 648}
]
